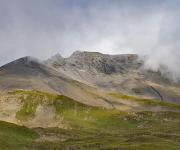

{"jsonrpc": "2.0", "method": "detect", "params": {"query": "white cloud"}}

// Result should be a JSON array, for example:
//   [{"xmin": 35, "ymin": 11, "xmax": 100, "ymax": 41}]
[{"xmin": 0, "ymin": 0, "xmax": 180, "ymax": 79}]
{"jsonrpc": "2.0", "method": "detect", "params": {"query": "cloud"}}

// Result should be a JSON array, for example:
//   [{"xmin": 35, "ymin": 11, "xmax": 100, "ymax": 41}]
[{"xmin": 0, "ymin": 0, "xmax": 180, "ymax": 80}]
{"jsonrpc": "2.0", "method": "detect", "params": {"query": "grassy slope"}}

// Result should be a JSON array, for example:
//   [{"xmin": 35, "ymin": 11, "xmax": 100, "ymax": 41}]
[
  {"xmin": 1, "ymin": 90, "xmax": 180, "ymax": 150},
  {"xmin": 109, "ymin": 92, "xmax": 180, "ymax": 110},
  {"xmin": 9, "ymin": 90, "xmax": 58, "ymax": 120},
  {"xmin": 0, "ymin": 121, "xmax": 39, "ymax": 150}
]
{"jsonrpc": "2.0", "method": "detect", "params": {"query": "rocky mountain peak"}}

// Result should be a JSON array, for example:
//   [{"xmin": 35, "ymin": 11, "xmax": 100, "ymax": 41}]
[
  {"xmin": 0, "ymin": 56, "xmax": 39, "ymax": 69},
  {"xmin": 52, "ymin": 53, "xmax": 63, "ymax": 59},
  {"xmin": 70, "ymin": 51, "xmax": 104, "ymax": 58},
  {"xmin": 45, "ymin": 53, "xmax": 65, "ymax": 68},
  {"xmin": 69, "ymin": 50, "xmax": 82, "ymax": 57},
  {"xmin": 0, "ymin": 56, "xmax": 51, "ymax": 77},
  {"xmin": 46, "ymin": 51, "xmax": 142, "ymax": 74},
  {"xmin": 46, "ymin": 53, "xmax": 64, "ymax": 61}
]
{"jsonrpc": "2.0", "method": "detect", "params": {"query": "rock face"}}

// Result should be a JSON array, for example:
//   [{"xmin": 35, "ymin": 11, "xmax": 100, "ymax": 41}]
[
  {"xmin": 46, "ymin": 51, "xmax": 141, "ymax": 74},
  {"xmin": 46, "ymin": 51, "xmax": 180, "ymax": 104}
]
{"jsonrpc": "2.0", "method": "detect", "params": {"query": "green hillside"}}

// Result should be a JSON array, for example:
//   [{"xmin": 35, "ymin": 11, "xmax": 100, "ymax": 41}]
[{"xmin": 0, "ymin": 90, "xmax": 179, "ymax": 150}]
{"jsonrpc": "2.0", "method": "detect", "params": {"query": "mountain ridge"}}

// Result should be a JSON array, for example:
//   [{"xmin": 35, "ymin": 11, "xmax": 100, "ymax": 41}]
[
  {"xmin": 45, "ymin": 51, "xmax": 180, "ymax": 104},
  {"xmin": 0, "ymin": 56, "xmax": 117, "ymax": 108},
  {"xmin": 0, "ymin": 51, "xmax": 180, "ymax": 104}
]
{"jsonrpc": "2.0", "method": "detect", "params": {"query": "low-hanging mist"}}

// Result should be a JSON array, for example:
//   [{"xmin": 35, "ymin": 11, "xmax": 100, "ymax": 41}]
[{"xmin": 0, "ymin": 0, "xmax": 180, "ymax": 80}]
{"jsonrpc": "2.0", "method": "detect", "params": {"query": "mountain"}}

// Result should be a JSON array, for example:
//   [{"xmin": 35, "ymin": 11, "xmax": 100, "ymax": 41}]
[
  {"xmin": 0, "ymin": 51, "xmax": 180, "ymax": 150},
  {"xmin": 46, "ymin": 51, "xmax": 180, "ymax": 104},
  {"xmin": 0, "ymin": 56, "xmax": 115, "ymax": 108},
  {"xmin": 0, "ymin": 51, "xmax": 180, "ymax": 118}
]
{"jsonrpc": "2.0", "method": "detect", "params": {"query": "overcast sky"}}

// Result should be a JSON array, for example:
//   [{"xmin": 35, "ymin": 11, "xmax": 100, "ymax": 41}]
[{"xmin": 0, "ymin": 0, "xmax": 180, "ymax": 79}]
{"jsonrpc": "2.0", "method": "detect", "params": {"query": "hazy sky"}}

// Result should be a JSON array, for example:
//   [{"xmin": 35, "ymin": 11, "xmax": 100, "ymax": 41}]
[{"xmin": 0, "ymin": 0, "xmax": 180, "ymax": 79}]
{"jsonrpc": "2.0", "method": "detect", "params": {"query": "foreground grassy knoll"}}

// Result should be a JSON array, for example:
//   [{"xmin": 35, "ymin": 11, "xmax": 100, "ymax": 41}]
[
  {"xmin": 0, "ymin": 90, "xmax": 180, "ymax": 150},
  {"xmin": 0, "ymin": 121, "xmax": 39, "ymax": 150}
]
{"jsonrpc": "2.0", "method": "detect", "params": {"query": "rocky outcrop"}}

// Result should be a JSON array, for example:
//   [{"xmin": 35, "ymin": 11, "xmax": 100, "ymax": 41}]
[{"xmin": 46, "ymin": 51, "xmax": 141, "ymax": 74}]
